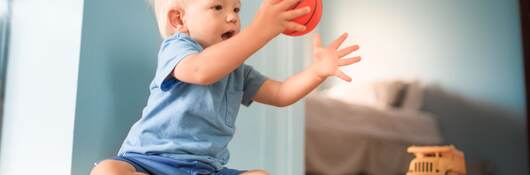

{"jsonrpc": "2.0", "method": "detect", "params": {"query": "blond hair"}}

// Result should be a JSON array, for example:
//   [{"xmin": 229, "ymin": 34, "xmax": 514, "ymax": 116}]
[{"xmin": 147, "ymin": 0, "xmax": 189, "ymax": 38}]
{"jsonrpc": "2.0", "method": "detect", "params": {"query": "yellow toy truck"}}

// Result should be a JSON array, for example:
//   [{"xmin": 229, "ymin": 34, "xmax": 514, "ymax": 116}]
[{"xmin": 406, "ymin": 145, "xmax": 467, "ymax": 175}]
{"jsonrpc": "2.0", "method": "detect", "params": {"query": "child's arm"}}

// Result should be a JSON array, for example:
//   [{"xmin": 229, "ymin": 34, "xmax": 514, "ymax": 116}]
[
  {"xmin": 174, "ymin": 0, "xmax": 311, "ymax": 85},
  {"xmin": 253, "ymin": 33, "xmax": 361, "ymax": 107}
]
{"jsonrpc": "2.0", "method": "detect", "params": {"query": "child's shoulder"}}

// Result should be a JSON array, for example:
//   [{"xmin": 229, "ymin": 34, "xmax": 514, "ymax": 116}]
[
  {"xmin": 160, "ymin": 32, "xmax": 203, "ymax": 54},
  {"xmin": 163, "ymin": 33, "xmax": 197, "ymax": 46}
]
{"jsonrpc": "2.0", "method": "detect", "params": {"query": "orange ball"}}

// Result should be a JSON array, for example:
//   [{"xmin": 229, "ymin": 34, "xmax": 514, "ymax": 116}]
[{"xmin": 282, "ymin": 0, "xmax": 323, "ymax": 36}]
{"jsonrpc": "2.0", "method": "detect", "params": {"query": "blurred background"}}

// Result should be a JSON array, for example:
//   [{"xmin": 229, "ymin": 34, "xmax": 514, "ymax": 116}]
[{"xmin": 0, "ymin": 0, "xmax": 526, "ymax": 175}]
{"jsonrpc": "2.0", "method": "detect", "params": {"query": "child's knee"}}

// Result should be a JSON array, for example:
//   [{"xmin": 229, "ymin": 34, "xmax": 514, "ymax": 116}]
[{"xmin": 90, "ymin": 159, "xmax": 139, "ymax": 175}]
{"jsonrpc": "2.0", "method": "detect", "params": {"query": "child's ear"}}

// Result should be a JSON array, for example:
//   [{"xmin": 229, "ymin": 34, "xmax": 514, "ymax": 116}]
[{"xmin": 168, "ymin": 8, "xmax": 188, "ymax": 33}]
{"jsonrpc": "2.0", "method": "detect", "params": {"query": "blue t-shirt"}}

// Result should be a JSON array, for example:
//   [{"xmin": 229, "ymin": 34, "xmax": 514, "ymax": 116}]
[{"xmin": 118, "ymin": 32, "xmax": 268, "ymax": 170}]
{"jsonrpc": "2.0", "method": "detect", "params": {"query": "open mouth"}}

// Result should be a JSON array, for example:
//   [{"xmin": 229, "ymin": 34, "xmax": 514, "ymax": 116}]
[{"xmin": 221, "ymin": 30, "xmax": 235, "ymax": 40}]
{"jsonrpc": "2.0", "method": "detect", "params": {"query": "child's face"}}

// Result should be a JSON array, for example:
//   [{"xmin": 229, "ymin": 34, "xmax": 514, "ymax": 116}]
[{"xmin": 183, "ymin": 0, "xmax": 241, "ymax": 48}]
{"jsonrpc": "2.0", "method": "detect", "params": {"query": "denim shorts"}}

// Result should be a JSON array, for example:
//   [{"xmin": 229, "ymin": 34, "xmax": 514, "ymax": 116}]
[{"xmin": 104, "ymin": 152, "xmax": 246, "ymax": 175}]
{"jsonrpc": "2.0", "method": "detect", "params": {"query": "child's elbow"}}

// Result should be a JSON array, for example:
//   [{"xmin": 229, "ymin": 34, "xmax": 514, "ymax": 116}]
[
  {"xmin": 275, "ymin": 103, "xmax": 289, "ymax": 108},
  {"xmin": 194, "ymin": 74, "xmax": 214, "ymax": 85}
]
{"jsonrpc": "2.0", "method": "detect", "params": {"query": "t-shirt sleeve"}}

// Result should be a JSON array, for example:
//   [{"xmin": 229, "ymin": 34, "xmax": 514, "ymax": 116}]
[
  {"xmin": 154, "ymin": 33, "xmax": 203, "ymax": 91},
  {"xmin": 241, "ymin": 64, "xmax": 268, "ymax": 106}
]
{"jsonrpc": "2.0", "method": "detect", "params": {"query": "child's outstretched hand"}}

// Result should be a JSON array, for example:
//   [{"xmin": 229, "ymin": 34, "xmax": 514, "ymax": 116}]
[{"xmin": 310, "ymin": 33, "xmax": 361, "ymax": 82}]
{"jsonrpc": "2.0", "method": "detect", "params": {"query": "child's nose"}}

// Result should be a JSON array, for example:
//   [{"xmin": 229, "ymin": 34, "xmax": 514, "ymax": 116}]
[{"xmin": 226, "ymin": 14, "xmax": 238, "ymax": 23}]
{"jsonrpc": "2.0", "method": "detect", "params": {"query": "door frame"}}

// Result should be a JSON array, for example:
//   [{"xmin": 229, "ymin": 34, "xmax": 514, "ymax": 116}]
[
  {"xmin": 0, "ymin": 0, "xmax": 12, "ymax": 150},
  {"xmin": 519, "ymin": 0, "xmax": 530, "ymax": 173}
]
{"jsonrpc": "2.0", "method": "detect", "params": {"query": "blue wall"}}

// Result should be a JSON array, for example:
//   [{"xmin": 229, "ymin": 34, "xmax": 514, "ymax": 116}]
[
  {"xmin": 70, "ymin": 0, "xmax": 160, "ymax": 174},
  {"xmin": 320, "ymin": 0, "xmax": 527, "ymax": 174}
]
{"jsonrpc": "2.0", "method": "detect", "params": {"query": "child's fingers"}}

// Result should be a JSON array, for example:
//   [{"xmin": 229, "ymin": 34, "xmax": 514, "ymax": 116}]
[
  {"xmin": 285, "ymin": 22, "xmax": 306, "ymax": 32},
  {"xmin": 335, "ymin": 70, "xmax": 352, "ymax": 82},
  {"xmin": 283, "ymin": 6, "xmax": 311, "ymax": 20},
  {"xmin": 313, "ymin": 34, "xmax": 323, "ymax": 48},
  {"xmin": 338, "ymin": 56, "xmax": 361, "ymax": 66},
  {"xmin": 278, "ymin": 0, "xmax": 303, "ymax": 11},
  {"xmin": 328, "ymin": 33, "xmax": 348, "ymax": 50},
  {"xmin": 337, "ymin": 45, "xmax": 360, "ymax": 57}
]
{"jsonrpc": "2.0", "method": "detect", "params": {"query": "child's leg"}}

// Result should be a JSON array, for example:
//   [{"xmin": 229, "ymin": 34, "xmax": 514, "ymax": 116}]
[
  {"xmin": 240, "ymin": 170, "xmax": 269, "ymax": 175},
  {"xmin": 90, "ymin": 159, "xmax": 148, "ymax": 175}
]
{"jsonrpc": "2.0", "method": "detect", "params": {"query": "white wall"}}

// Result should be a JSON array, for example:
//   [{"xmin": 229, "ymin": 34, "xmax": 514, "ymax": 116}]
[{"xmin": 0, "ymin": 0, "xmax": 84, "ymax": 174}]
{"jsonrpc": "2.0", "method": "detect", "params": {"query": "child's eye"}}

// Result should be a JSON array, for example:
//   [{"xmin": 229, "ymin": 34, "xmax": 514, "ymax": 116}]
[
  {"xmin": 234, "ymin": 7, "xmax": 240, "ymax": 13},
  {"xmin": 212, "ymin": 5, "xmax": 223, "ymax": 11}
]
